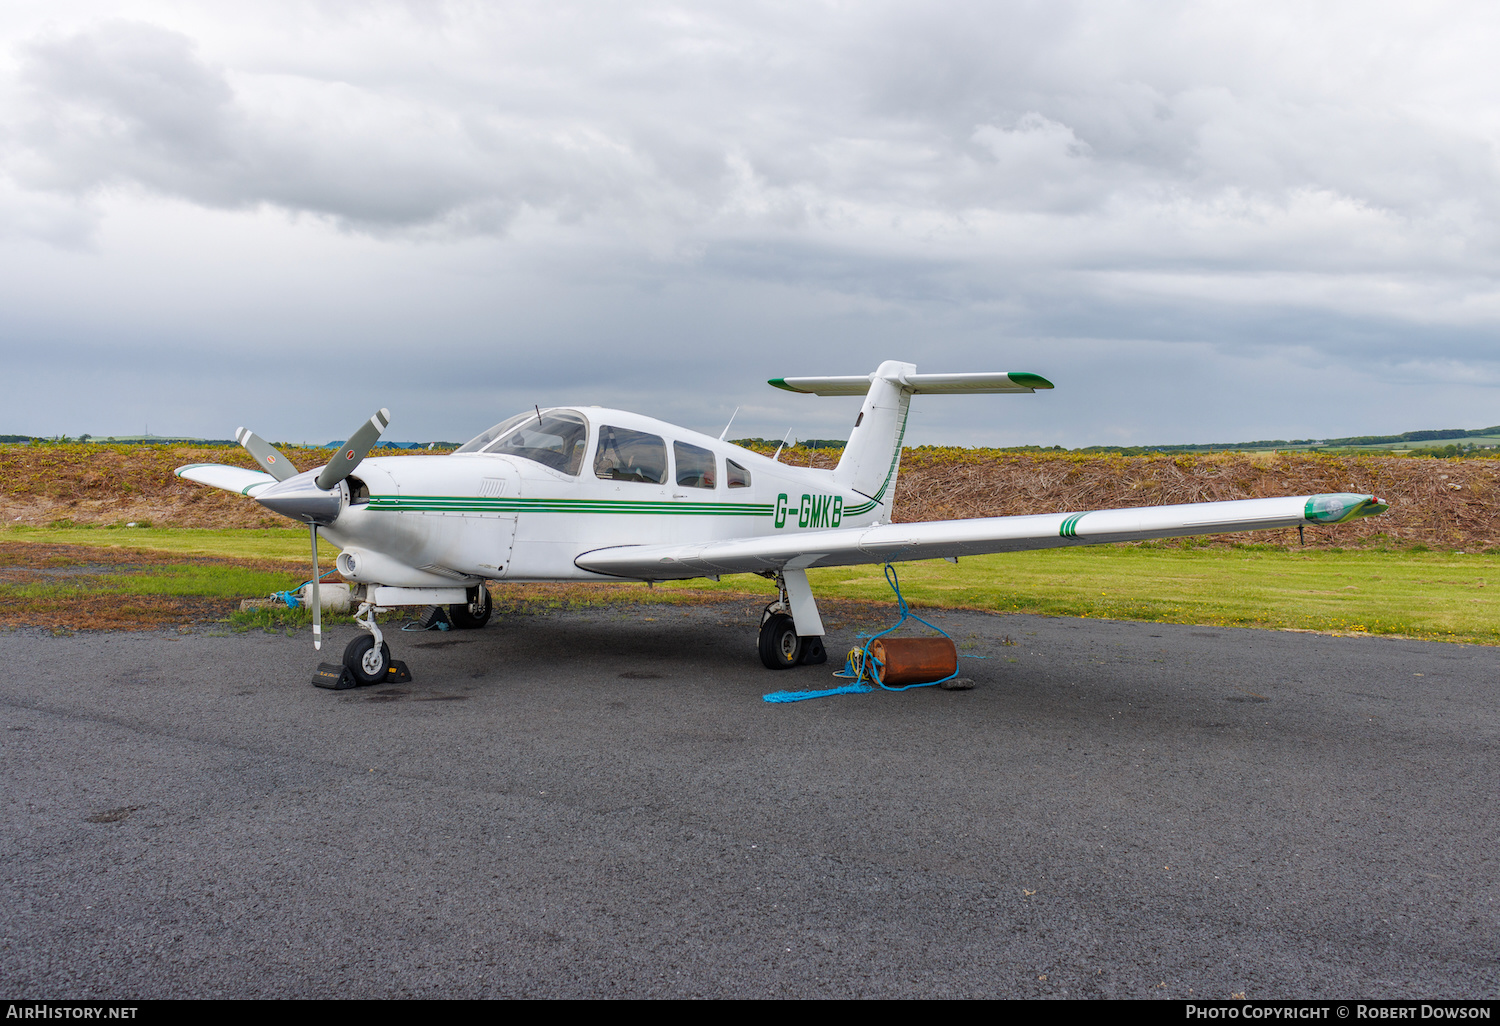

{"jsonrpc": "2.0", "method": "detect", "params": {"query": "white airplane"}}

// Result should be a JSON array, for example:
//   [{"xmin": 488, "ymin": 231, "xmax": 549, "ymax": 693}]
[{"xmin": 176, "ymin": 360, "xmax": 1389, "ymax": 684}]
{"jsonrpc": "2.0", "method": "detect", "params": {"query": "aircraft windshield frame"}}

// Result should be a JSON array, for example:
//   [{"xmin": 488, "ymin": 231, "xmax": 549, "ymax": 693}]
[
  {"xmin": 454, "ymin": 413, "xmax": 531, "ymax": 455},
  {"xmin": 456, "ymin": 410, "xmax": 591, "ymax": 476}
]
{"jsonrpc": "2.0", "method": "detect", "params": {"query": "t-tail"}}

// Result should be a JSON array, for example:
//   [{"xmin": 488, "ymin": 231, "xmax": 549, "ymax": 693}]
[{"xmin": 769, "ymin": 361, "xmax": 1054, "ymax": 519}]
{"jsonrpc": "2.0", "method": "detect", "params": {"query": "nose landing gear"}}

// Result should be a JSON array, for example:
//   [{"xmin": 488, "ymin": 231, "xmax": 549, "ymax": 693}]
[{"xmin": 311, "ymin": 599, "xmax": 413, "ymax": 690}]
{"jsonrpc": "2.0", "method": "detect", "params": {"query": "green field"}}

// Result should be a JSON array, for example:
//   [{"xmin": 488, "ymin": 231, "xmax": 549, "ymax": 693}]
[
  {"xmin": 2, "ymin": 524, "xmax": 331, "ymax": 561},
  {"xmin": 765, "ymin": 546, "xmax": 1500, "ymax": 643},
  {"xmin": 3, "ymin": 525, "xmax": 1496, "ymax": 644}
]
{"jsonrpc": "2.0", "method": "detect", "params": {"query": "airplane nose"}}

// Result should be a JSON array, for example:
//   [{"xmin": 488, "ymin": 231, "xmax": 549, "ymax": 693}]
[{"xmin": 254, "ymin": 469, "xmax": 344, "ymax": 524}]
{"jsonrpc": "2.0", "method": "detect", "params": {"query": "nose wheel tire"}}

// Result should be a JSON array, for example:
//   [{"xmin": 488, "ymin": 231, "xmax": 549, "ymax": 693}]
[
  {"xmin": 449, "ymin": 585, "xmax": 492, "ymax": 630},
  {"xmin": 758, "ymin": 613, "xmax": 802, "ymax": 669},
  {"xmin": 343, "ymin": 635, "xmax": 392, "ymax": 684}
]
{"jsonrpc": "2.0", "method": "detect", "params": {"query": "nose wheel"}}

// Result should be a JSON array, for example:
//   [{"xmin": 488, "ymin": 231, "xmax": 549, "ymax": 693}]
[{"xmin": 342, "ymin": 634, "xmax": 392, "ymax": 684}]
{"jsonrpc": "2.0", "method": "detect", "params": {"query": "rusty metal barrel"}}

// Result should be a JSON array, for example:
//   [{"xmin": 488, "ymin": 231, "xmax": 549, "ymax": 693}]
[{"xmin": 868, "ymin": 636, "xmax": 958, "ymax": 686}]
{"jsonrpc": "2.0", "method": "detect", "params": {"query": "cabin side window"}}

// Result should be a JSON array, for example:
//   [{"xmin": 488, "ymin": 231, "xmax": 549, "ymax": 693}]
[
  {"xmin": 674, "ymin": 441, "xmax": 716, "ymax": 489},
  {"xmin": 595, "ymin": 426, "xmax": 668, "ymax": 484},
  {"xmin": 727, "ymin": 459, "xmax": 751, "ymax": 488}
]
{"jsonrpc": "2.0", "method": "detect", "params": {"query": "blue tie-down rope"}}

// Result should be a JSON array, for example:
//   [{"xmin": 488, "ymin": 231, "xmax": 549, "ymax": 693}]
[
  {"xmin": 271, "ymin": 568, "xmax": 339, "ymax": 609},
  {"xmin": 762, "ymin": 563, "xmax": 961, "ymax": 703}
]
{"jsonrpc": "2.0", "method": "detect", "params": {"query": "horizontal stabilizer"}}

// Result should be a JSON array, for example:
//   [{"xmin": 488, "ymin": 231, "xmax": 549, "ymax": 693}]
[
  {"xmin": 175, "ymin": 463, "xmax": 277, "ymax": 497},
  {"xmin": 576, "ymin": 493, "xmax": 1387, "ymax": 580},
  {"xmin": 770, "ymin": 372, "xmax": 1053, "ymax": 396}
]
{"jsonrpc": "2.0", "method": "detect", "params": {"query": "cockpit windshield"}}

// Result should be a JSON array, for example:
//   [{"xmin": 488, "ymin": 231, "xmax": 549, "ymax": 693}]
[
  {"xmin": 455, "ymin": 409, "xmax": 590, "ymax": 475},
  {"xmin": 454, "ymin": 414, "xmax": 530, "ymax": 455}
]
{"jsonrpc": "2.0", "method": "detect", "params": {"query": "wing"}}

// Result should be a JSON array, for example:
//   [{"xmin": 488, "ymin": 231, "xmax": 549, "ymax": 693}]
[
  {"xmin": 175, "ymin": 463, "xmax": 278, "ymax": 497},
  {"xmin": 575, "ymin": 493, "xmax": 1388, "ymax": 580}
]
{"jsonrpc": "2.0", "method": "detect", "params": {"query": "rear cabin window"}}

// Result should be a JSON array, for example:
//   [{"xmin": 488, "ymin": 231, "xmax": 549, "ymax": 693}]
[
  {"xmin": 595, "ymin": 426, "xmax": 668, "ymax": 484},
  {"xmin": 674, "ymin": 442, "xmax": 716, "ymax": 489},
  {"xmin": 727, "ymin": 459, "xmax": 751, "ymax": 488}
]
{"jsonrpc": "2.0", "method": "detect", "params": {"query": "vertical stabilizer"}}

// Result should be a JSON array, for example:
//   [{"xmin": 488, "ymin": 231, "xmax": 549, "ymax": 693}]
[
  {"xmin": 831, "ymin": 360, "xmax": 915, "ymax": 518},
  {"xmin": 767, "ymin": 362, "xmax": 1051, "ymax": 522}
]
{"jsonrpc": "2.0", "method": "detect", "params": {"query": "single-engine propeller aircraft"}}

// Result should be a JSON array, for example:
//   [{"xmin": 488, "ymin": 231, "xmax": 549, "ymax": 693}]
[{"xmin": 177, "ymin": 360, "xmax": 1388, "ymax": 684}]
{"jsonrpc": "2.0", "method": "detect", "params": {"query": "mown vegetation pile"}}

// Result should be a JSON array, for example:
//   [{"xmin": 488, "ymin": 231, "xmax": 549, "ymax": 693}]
[
  {"xmin": 4, "ymin": 443, "xmax": 1497, "ymax": 548},
  {"xmin": 757, "ymin": 445, "xmax": 1500, "ymax": 549}
]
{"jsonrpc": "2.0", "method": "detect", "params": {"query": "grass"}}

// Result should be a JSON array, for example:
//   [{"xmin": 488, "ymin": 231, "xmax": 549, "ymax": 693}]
[
  {"xmin": 0, "ymin": 538, "xmax": 325, "ymax": 631},
  {"xmin": 0, "ymin": 524, "xmax": 330, "ymax": 562},
  {"xmin": 0, "ymin": 563, "xmax": 304, "ymax": 600},
  {"xmin": 2, "ymin": 525, "xmax": 1498, "ymax": 645},
  {"xmin": 652, "ymin": 544, "xmax": 1500, "ymax": 645}
]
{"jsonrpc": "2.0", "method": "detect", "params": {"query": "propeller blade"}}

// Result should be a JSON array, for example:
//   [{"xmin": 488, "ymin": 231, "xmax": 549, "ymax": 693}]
[
  {"xmin": 309, "ymin": 524, "xmax": 321, "ymax": 651},
  {"xmin": 235, "ymin": 427, "xmax": 299, "ymax": 482},
  {"xmin": 315, "ymin": 408, "xmax": 390, "ymax": 491}
]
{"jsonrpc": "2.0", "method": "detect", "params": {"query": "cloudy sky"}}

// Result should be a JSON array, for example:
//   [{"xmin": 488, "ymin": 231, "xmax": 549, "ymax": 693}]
[{"xmin": 3, "ymin": 1, "xmax": 1499, "ymax": 447}]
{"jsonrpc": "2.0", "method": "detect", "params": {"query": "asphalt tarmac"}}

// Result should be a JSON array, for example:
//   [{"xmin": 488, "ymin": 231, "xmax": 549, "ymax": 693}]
[{"xmin": 2, "ymin": 603, "xmax": 1497, "ymax": 999}]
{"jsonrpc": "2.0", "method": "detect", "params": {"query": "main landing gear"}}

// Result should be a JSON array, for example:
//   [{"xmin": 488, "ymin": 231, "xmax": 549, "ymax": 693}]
[
  {"xmin": 757, "ymin": 570, "xmax": 828, "ymax": 670},
  {"xmin": 448, "ymin": 584, "xmax": 492, "ymax": 629}
]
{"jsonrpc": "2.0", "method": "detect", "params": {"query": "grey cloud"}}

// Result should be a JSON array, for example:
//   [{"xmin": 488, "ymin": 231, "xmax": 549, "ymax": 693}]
[
  {"xmin": 5, "ymin": 3, "xmax": 1500, "ymax": 446},
  {"xmin": 20, "ymin": 22, "xmax": 236, "ymax": 191},
  {"xmin": 14, "ymin": 19, "xmax": 675, "ymax": 231},
  {"xmin": 13, "ymin": 5, "xmax": 1500, "ymax": 272}
]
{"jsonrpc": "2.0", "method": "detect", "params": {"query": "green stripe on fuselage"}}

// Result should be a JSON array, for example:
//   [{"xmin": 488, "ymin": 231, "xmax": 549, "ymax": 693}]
[{"xmin": 367, "ymin": 495, "xmax": 774, "ymax": 516}]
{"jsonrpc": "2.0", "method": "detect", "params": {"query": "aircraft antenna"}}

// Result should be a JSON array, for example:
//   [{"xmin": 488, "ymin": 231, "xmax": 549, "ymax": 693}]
[
  {"xmin": 772, "ymin": 428, "xmax": 793, "ymax": 462},
  {"xmin": 535, "ymin": 405, "xmax": 543, "ymax": 425},
  {"xmin": 718, "ymin": 407, "xmax": 740, "ymax": 441}
]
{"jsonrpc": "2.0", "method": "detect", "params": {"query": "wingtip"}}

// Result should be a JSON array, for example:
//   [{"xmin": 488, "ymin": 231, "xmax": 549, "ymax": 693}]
[{"xmin": 1008, "ymin": 372, "xmax": 1055, "ymax": 390}]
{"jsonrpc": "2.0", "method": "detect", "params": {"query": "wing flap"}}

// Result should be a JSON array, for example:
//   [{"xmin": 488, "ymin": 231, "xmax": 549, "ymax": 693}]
[
  {"xmin": 175, "ymin": 463, "xmax": 277, "ymax": 497},
  {"xmin": 575, "ymin": 493, "xmax": 1386, "ymax": 580}
]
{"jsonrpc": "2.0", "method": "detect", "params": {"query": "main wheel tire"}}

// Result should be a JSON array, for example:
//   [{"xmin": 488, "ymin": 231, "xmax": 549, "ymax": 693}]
[
  {"xmin": 449, "ymin": 585, "xmax": 492, "ymax": 630},
  {"xmin": 758, "ymin": 613, "xmax": 802, "ymax": 670},
  {"xmin": 343, "ymin": 635, "xmax": 392, "ymax": 684}
]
